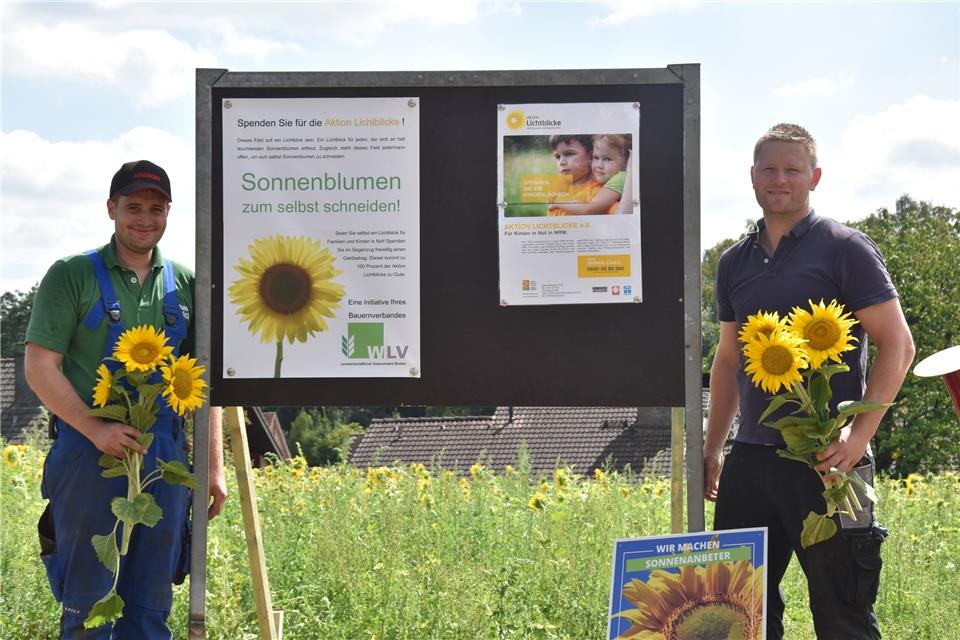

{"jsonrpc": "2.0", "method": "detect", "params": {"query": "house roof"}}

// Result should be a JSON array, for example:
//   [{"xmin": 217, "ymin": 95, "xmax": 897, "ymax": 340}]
[
  {"xmin": 348, "ymin": 406, "xmax": 675, "ymax": 476},
  {"xmin": 1, "ymin": 356, "xmax": 45, "ymax": 443}
]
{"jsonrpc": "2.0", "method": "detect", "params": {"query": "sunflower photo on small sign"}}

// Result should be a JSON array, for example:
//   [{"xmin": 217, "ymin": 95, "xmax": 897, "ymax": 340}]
[
  {"xmin": 228, "ymin": 234, "xmax": 346, "ymax": 378},
  {"xmin": 608, "ymin": 528, "xmax": 767, "ymax": 640}
]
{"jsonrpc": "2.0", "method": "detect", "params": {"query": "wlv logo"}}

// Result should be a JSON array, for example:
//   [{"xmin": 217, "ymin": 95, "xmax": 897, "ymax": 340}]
[{"xmin": 341, "ymin": 322, "xmax": 409, "ymax": 359}]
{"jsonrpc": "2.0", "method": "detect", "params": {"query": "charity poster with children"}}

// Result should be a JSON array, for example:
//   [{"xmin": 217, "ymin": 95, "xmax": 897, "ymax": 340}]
[
  {"xmin": 497, "ymin": 102, "xmax": 642, "ymax": 306},
  {"xmin": 221, "ymin": 97, "xmax": 421, "ymax": 379},
  {"xmin": 607, "ymin": 528, "xmax": 767, "ymax": 640}
]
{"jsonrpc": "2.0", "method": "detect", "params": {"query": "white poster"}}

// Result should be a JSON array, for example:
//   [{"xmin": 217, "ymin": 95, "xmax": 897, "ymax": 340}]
[
  {"xmin": 222, "ymin": 97, "xmax": 420, "ymax": 378},
  {"xmin": 497, "ymin": 102, "xmax": 641, "ymax": 305}
]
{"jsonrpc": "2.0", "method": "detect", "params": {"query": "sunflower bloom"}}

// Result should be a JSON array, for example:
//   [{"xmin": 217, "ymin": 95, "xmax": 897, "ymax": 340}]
[
  {"xmin": 113, "ymin": 325, "xmax": 173, "ymax": 372},
  {"xmin": 743, "ymin": 327, "xmax": 808, "ymax": 394},
  {"xmin": 2, "ymin": 444, "xmax": 27, "ymax": 468},
  {"xmin": 160, "ymin": 355, "xmax": 207, "ymax": 415},
  {"xmin": 788, "ymin": 299, "xmax": 858, "ymax": 369},
  {"xmin": 738, "ymin": 310, "xmax": 784, "ymax": 344},
  {"xmin": 91, "ymin": 364, "xmax": 113, "ymax": 407},
  {"xmin": 614, "ymin": 560, "xmax": 764, "ymax": 640},
  {"xmin": 228, "ymin": 235, "xmax": 345, "ymax": 344}
]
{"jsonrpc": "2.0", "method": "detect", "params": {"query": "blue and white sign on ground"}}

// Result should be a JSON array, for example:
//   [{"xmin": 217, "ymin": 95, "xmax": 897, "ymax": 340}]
[{"xmin": 608, "ymin": 527, "xmax": 767, "ymax": 640}]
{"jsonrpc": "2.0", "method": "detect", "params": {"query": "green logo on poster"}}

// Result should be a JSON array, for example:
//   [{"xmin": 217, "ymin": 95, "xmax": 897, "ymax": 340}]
[{"xmin": 342, "ymin": 322, "xmax": 384, "ymax": 359}]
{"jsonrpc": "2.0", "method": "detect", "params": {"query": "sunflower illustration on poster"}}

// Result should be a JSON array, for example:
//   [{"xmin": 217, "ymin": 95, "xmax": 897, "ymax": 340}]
[{"xmin": 228, "ymin": 235, "xmax": 345, "ymax": 378}]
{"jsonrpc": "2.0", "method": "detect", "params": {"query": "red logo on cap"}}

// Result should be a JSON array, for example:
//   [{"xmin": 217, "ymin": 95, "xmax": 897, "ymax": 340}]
[{"xmin": 133, "ymin": 171, "xmax": 162, "ymax": 183}]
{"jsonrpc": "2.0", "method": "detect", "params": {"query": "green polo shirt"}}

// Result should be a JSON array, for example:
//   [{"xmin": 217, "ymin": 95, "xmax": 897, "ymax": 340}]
[{"xmin": 25, "ymin": 237, "xmax": 195, "ymax": 407}]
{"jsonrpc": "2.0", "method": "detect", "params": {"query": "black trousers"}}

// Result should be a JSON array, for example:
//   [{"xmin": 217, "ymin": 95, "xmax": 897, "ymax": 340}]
[{"xmin": 714, "ymin": 442, "xmax": 886, "ymax": 640}]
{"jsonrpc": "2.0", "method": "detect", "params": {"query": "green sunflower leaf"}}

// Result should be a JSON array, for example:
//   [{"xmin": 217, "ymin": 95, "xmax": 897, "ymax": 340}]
[
  {"xmin": 780, "ymin": 427, "xmax": 821, "ymax": 453},
  {"xmin": 757, "ymin": 393, "xmax": 801, "ymax": 424},
  {"xmin": 111, "ymin": 493, "xmax": 163, "ymax": 528},
  {"xmin": 91, "ymin": 531, "xmax": 119, "ymax": 571},
  {"xmin": 101, "ymin": 464, "xmax": 128, "ymax": 479},
  {"xmin": 764, "ymin": 415, "xmax": 818, "ymax": 432},
  {"xmin": 776, "ymin": 449, "xmax": 815, "ymax": 466},
  {"xmin": 125, "ymin": 369, "xmax": 153, "ymax": 386},
  {"xmin": 128, "ymin": 403, "xmax": 157, "ymax": 432},
  {"xmin": 812, "ymin": 363, "xmax": 850, "ymax": 381},
  {"xmin": 846, "ymin": 470, "xmax": 879, "ymax": 504},
  {"xmin": 89, "ymin": 405, "xmax": 128, "ymax": 422},
  {"xmin": 83, "ymin": 590, "xmax": 125, "ymax": 629},
  {"xmin": 137, "ymin": 383, "xmax": 166, "ymax": 410},
  {"xmin": 98, "ymin": 453, "xmax": 123, "ymax": 470},
  {"xmin": 801, "ymin": 511, "xmax": 838, "ymax": 548},
  {"xmin": 158, "ymin": 459, "xmax": 198, "ymax": 489},
  {"xmin": 836, "ymin": 400, "xmax": 893, "ymax": 422},
  {"xmin": 808, "ymin": 373, "xmax": 833, "ymax": 421},
  {"xmin": 137, "ymin": 433, "xmax": 155, "ymax": 452}
]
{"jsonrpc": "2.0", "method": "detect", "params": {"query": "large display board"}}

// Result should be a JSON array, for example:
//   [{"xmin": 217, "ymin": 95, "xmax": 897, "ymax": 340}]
[{"xmin": 199, "ymin": 68, "xmax": 700, "ymax": 408}]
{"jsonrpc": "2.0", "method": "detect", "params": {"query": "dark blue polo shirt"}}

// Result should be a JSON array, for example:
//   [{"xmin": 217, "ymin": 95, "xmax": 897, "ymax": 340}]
[{"xmin": 716, "ymin": 210, "xmax": 898, "ymax": 445}]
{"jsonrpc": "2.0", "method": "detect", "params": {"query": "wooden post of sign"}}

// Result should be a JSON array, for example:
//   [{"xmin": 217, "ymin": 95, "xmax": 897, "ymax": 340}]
[
  {"xmin": 223, "ymin": 406, "xmax": 282, "ymax": 640},
  {"xmin": 670, "ymin": 407, "xmax": 685, "ymax": 533}
]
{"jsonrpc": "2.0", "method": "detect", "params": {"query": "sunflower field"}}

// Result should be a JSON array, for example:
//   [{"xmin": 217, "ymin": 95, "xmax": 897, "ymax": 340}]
[{"xmin": 2, "ymin": 441, "xmax": 959, "ymax": 639}]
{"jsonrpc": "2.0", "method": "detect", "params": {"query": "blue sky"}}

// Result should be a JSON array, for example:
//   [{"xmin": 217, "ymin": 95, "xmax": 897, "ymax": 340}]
[{"xmin": 2, "ymin": 0, "xmax": 959, "ymax": 292}]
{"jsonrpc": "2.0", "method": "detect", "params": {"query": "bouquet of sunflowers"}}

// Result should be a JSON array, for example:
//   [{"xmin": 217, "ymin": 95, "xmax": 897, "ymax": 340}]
[
  {"xmin": 84, "ymin": 325, "xmax": 205, "ymax": 628},
  {"xmin": 740, "ymin": 300, "xmax": 890, "ymax": 548}
]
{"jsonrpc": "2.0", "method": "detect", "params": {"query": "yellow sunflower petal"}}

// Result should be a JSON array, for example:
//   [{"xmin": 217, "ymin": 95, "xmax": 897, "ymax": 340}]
[
  {"xmin": 787, "ymin": 299, "xmax": 858, "ymax": 369},
  {"xmin": 113, "ymin": 325, "xmax": 174, "ymax": 372},
  {"xmin": 161, "ymin": 354, "xmax": 207, "ymax": 416},
  {"xmin": 91, "ymin": 363, "xmax": 113, "ymax": 407},
  {"xmin": 616, "ymin": 561, "xmax": 763, "ymax": 639},
  {"xmin": 738, "ymin": 310, "xmax": 785, "ymax": 344},
  {"xmin": 228, "ymin": 235, "xmax": 346, "ymax": 344}
]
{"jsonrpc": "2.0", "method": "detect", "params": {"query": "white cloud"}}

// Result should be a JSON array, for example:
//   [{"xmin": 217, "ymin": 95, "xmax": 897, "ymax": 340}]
[
  {"xmin": 818, "ymin": 95, "xmax": 960, "ymax": 224},
  {"xmin": 588, "ymin": 0, "xmax": 698, "ymax": 26},
  {"xmin": 5, "ymin": 23, "xmax": 219, "ymax": 107},
  {"xmin": 1, "ymin": 128, "xmax": 196, "ymax": 291},
  {"xmin": 773, "ymin": 71, "xmax": 853, "ymax": 97},
  {"xmin": 217, "ymin": 25, "xmax": 305, "ymax": 60}
]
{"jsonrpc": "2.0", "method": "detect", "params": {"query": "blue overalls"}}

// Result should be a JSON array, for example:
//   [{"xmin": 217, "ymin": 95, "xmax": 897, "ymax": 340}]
[{"xmin": 40, "ymin": 250, "xmax": 191, "ymax": 639}]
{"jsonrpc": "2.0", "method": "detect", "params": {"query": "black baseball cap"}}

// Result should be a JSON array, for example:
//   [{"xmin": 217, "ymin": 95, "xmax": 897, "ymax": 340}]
[{"xmin": 109, "ymin": 160, "xmax": 171, "ymax": 201}]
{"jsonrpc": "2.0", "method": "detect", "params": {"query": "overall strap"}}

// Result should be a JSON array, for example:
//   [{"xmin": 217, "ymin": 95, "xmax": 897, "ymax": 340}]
[
  {"xmin": 161, "ymin": 259, "xmax": 187, "ymax": 357},
  {"xmin": 81, "ymin": 249, "xmax": 125, "ymax": 359}
]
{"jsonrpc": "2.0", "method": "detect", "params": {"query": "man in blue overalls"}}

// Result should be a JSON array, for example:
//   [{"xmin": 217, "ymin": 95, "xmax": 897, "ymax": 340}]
[{"xmin": 25, "ymin": 160, "xmax": 228, "ymax": 639}]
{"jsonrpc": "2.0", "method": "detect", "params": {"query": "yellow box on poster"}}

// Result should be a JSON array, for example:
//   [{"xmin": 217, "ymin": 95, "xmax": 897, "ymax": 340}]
[
  {"xmin": 577, "ymin": 254, "xmax": 631, "ymax": 278},
  {"xmin": 519, "ymin": 174, "xmax": 573, "ymax": 202}
]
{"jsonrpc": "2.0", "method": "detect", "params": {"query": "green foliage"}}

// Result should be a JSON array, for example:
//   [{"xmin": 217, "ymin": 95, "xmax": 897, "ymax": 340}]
[
  {"xmin": 158, "ymin": 459, "xmax": 199, "ymax": 489},
  {"xmin": 0, "ymin": 285, "xmax": 37, "ymax": 357},
  {"xmin": 850, "ymin": 195, "xmax": 960, "ymax": 475},
  {"xmin": 3, "ymin": 443, "xmax": 960, "ymax": 639},
  {"xmin": 286, "ymin": 409, "xmax": 363, "ymax": 466},
  {"xmin": 111, "ymin": 493, "xmax": 162, "ymax": 527},
  {"xmin": 91, "ymin": 532, "xmax": 119, "ymax": 572},
  {"xmin": 700, "ymin": 230, "xmax": 747, "ymax": 371},
  {"xmin": 83, "ymin": 590, "xmax": 125, "ymax": 629}
]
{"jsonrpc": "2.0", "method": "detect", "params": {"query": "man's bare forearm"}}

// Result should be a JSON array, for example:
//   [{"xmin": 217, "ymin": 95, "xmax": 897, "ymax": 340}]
[{"xmin": 25, "ymin": 343, "xmax": 103, "ymax": 439}]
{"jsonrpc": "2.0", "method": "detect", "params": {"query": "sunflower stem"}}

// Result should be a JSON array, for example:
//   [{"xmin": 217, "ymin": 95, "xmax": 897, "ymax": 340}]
[{"xmin": 274, "ymin": 340, "xmax": 284, "ymax": 378}]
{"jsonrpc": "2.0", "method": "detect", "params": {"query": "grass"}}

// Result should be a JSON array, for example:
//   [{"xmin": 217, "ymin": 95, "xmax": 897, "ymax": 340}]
[{"xmin": 2, "ymin": 442, "xmax": 959, "ymax": 639}]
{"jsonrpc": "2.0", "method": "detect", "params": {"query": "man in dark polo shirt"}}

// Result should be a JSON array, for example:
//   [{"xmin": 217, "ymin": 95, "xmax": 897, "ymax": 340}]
[{"xmin": 703, "ymin": 124, "xmax": 915, "ymax": 639}]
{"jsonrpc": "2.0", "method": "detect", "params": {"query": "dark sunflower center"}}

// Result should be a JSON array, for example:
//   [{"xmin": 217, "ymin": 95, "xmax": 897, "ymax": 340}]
[
  {"xmin": 805, "ymin": 318, "xmax": 840, "ymax": 350},
  {"xmin": 172, "ymin": 368, "xmax": 194, "ymax": 398},
  {"xmin": 259, "ymin": 263, "xmax": 312, "ymax": 314},
  {"xmin": 761, "ymin": 344, "xmax": 794, "ymax": 375},
  {"xmin": 667, "ymin": 596, "xmax": 753, "ymax": 640},
  {"xmin": 133, "ymin": 343, "xmax": 159, "ymax": 363}
]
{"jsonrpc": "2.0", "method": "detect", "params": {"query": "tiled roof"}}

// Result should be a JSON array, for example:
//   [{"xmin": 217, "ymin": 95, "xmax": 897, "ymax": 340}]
[
  {"xmin": 1, "ymin": 356, "xmax": 45, "ymax": 443},
  {"xmin": 349, "ymin": 406, "xmax": 675, "ymax": 476}
]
